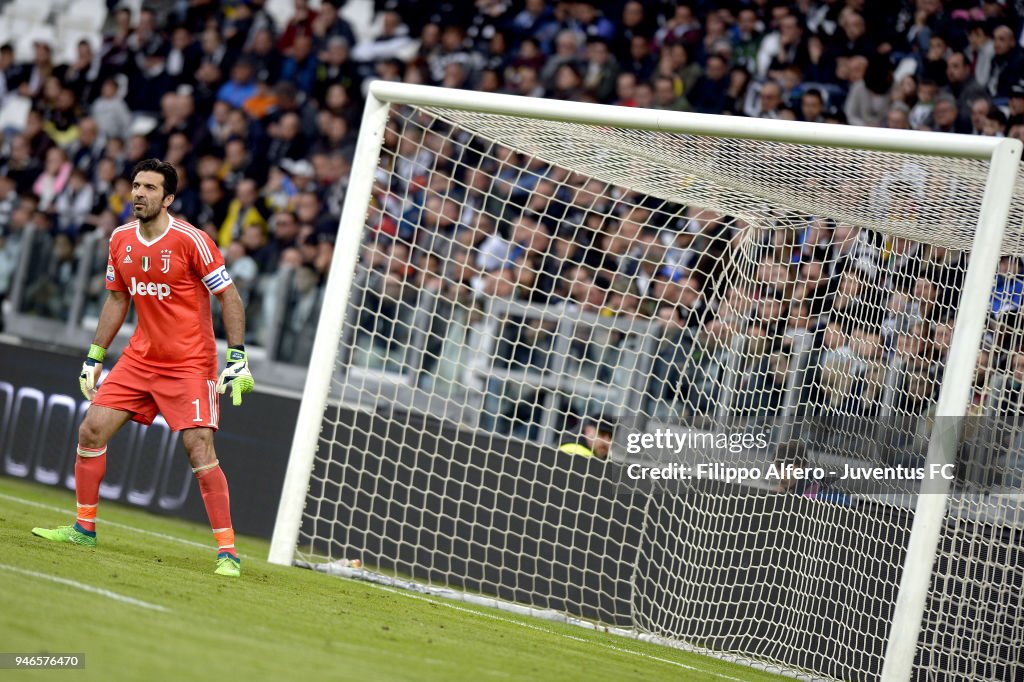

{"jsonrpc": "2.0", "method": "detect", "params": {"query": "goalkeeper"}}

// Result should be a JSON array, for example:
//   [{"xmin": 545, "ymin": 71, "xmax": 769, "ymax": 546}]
[{"xmin": 32, "ymin": 159, "xmax": 254, "ymax": 578}]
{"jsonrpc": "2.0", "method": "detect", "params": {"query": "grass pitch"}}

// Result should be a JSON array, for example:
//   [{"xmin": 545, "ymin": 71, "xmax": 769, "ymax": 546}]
[{"xmin": 0, "ymin": 476, "xmax": 791, "ymax": 682}]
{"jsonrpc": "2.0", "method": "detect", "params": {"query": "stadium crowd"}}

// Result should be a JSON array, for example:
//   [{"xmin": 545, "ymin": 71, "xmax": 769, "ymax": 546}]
[{"xmin": 1, "ymin": 0, "xmax": 1023, "ymax": 471}]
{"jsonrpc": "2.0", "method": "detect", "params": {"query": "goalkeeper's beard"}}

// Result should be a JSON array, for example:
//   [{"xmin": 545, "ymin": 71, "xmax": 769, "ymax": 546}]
[{"xmin": 133, "ymin": 201, "xmax": 161, "ymax": 222}]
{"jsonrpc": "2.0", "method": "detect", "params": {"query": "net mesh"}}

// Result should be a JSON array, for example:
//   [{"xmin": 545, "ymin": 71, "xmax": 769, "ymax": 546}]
[{"xmin": 296, "ymin": 102, "xmax": 1024, "ymax": 681}]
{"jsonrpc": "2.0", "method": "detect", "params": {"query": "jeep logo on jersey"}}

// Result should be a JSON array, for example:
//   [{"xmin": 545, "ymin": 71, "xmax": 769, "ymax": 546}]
[{"xmin": 129, "ymin": 277, "xmax": 171, "ymax": 300}]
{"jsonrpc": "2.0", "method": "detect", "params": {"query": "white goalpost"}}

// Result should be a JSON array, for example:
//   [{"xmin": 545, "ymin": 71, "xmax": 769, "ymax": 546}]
[{"xmin": 269, "ymin": 81, "xmax": 1024, "ymax": 682}]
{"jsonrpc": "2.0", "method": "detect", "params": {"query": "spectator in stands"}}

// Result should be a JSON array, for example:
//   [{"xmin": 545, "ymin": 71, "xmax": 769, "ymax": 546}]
[
  {"xmin": 612, "ymin": 70, "xmax": 638, "ymax": 106},
  {"xmin": 886, "ymin": 102, "xmax": 911, "ymax": 129},
  {"xmin": 1008, "ymin": 84, "xmax": 1024, "ymax": 119},
  {"xmin": 652, "ymin": 74, "xmax": 691, "ymax": 111},
  {"xmin": 804, "ymin": 88, "xmax": 832, "ymax": 124},
  {"xmin": 264, "ymin": 111, "xmax": 307, "ymax": 170},
  {"xmin": 98, "ymin": 7, "xmax": 132, "ymax": 77},
  {"xmin": 90, "ymin": 78, "xmax": 132, "ymax": 142},
  {"xmin": 689, "ymin": 53, "xmax": 730, "ymax": 114},
  {"xmin": 540, "ymin": 29, "xmax": 583, "ymax": 92},
  {"xmin": 34, "ymin": 147, "xmax": 72, "ymax": 212},
  {"xmin": 285, "ymin": 190, "xmax": 329, "ymax": 237},
  {"xmin": 654, "ymin": 3, "xmax": 701, "ymax": 53},
  {"xmin": 966, "ymin": 21, "xmax": 994, "ymax": 88},
  {"xmin": 547, "ymin": 62, "xmax": 583, "ymax": 100},
  {"xmin": 921, "ymin": 33, "xmax": 952, "ymax": 88},
  {"xmin": 278, "ymin": 263, "xmax": 323, "ymax": 364},
  {"xmin": 931, "ymin": 93, "xmax": 970, "ymax": 133},
  {"xmin": 969, "ymin": 97, "xmax": 992, "ymax": 134},
  {"xmin": 512, "ymin": 65, "xmax": 544, "ymax": 97},
  {"xmin": 1008, "ymin": 115, "xmax": 1024, "ymax": 141},
  {"xmin": 574, "ymin": 0, "xmax": 615, "ymax": 43},
  {"xmin": 630, "ymin": 79, "xmax": 654, "ymax": 109},
  {"xmin": 893, "ymin": 320, "xmax": 939, "ymax": 415},
  {"xmin": 62, "ymin": 39, "xmax": 100, "ymax": 105},
  {"xmin": 845, "ymin": 56, "xmax": 891, "ymax": 127},
  {"xmin": 219, "ymin": 177, "xmax": 271, "ymax": 247},
  {"xmin": 729, "ymin": 9, "xmax": 761, "ymax": 74},
  {"xmin": 16, "ymin": 38, "xmax": 55, "ymax": 99},
  {"xmin": 0, "ymin": 174, "xmax": 16, "ymax": 226},
  {"xmin": 221, "ymin": 136, "xmax": 259, "ymax": 189},
  {"xmin": 351, "ymin": 9, "xmax": 415, "ymax": 63},
  {"xmin": 645, "ymin": 270, "xmax": 713, "ymax": 416},
  {"xmin": 226, "ymin": 235, "xmax": 260, "ymax": 304},
  {"xmin": 665, "ymin": 42, "xmax": 702, "ymax": 98},
  {"xmin": 217, "ymin": 58, "xmax": 258, "ymax": 109},
  {"xmin": 612, "ymin": 1, "xmax": 653, "ymax": 62},
  {"xmin": 622, "ymin": 34, "xmax": 657, "ymax": 83},
  {"xmin": 194, "ymin": 174, "xmax": 227, "ymax": 233},
  {"xmin": 277, "ymin": 0, "xmax": 318, "ymax": 54},
  {"xmin": 747, "ymin": 79, "xmax": 784, "ymax": 118},
  {"xmin": 509, "ymin": 0, "xmax": 554, "ymax": 48},
  {"xmin": 21, "ymin": 109, "xmax": 52, "ymax": 162},
  {"xmin": 2, "ymin": 134, "xmax": 40, "ymax": 196},
  {"xmin": 992, "ymin": 256, "xmax": 1024, "ymax": 319},
  {"xmin": 581, "ymin": 37, "xmax": 619, "ymax": 103},
  {"xmin": 313, "ymin": 38, "xmax": 359, "ymax": 108},
  {"xmin": 128, "ymin": 8, "xmax": 166, "ymax": 58},
  {"xmin": 312, "ymin": 0, "xmax": 357, "ymax": 50},
  {"xmin": 425, "ymin": 22, "xmax": 475, "ymax": 86},
  {"xmin": 353, "ymin": 238, "xmax": 418, "ymax": 371},
  {"xmin": 23, "ymin": 232, "xmax": 75, "ymax": 319},
  {"xmin": 54, "ymin": 168, "xmax": 95, "ymax": 236},
  {"xmin": 261, "ymin": 211, "xmax": 301, "ymax": 274},
  {"xmin": 991, "ymin": 25, "xmax": 1024, "ymax": 96},
  {"xmin": 908, "ymin": 78, "xmax": 938, "ymax": 129},
  {"xmin": 127, "ymin": 47, "xmax": 175, "ymax": 114},
  {"xmin": 0, "ymin": 43, "xmax": 15, "ymax": 100},
  {"xmin": 197, "ymin": 25, "xmax": 235, "ymax": 85},
  {"xmin": 946, "ymin": 51, "xmax": 987, "ymax": 113},
  {"xmin": 165, "ymin": 25, "xmax": 201, "ymax": 88},
  {"xmin": 280, "ymin": 34, "xmax": 318, "ymax": 94},
  {"xmin": 558, "ymin": 417, "xmax": 613, "ymax": 460},
  {"xmin": 755, "ymin": 7, "xmax": 795, "ymax": 79},
  {"xmin": 983, "ymin": 106, "xmax": 1007, "ymax": 135}
]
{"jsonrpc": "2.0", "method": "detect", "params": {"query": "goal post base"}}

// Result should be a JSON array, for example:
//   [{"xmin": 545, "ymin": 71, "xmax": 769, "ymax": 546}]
[{"xmin": 297, "ymin": 559, "xmax": 812, "ymax": 681}]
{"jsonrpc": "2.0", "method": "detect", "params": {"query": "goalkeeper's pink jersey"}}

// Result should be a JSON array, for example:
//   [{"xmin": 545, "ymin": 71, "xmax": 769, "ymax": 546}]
[{"xmin": 106, "ymin": 217, "xmax": 233, "ymax": 377}]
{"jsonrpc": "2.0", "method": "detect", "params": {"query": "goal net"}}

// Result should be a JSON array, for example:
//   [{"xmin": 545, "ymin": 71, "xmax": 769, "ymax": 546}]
[{"xmin": 270, "ymin": 83, "xmax": 1024, "ymax": 682}]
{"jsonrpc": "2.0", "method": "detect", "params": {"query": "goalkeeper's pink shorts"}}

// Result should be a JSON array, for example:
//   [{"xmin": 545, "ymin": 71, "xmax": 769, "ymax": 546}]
[{"xmin": 92, "ymin": 357, "xmax": 220, "ymax": 431}]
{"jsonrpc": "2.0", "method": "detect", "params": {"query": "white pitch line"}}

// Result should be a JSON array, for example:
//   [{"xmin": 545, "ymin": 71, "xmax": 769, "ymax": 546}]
[
  {"xmin": 0, "ymin": 562, "xmax": 170, "ymax": 612},
  {"xmin": 0, "ymin": 490, "xmax": 249, "ymax": 556},
  {"xmin": 372, "ymin": 584, "xmax": 750, "ymax": 682}
]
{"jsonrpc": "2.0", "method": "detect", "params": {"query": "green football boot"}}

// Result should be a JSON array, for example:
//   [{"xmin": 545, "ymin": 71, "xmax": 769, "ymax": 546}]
[
  {"xmin": 31, "ymin": 524, "xmax": 97, "ymax": 547},
  {"xmin": 214, "ymin": 553, "xmax": 241, "ymax": 577}
]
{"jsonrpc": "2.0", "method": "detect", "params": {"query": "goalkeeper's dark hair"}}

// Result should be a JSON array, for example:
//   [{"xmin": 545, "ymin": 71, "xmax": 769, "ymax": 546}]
[{"xmin": 131, "ymin": 158, "xmax": 178, "ymax": 198}]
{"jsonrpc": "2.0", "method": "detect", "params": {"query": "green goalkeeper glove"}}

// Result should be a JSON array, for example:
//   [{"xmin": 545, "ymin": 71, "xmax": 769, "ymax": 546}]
[
  {"xmin": 79, "ymin": 344, "xmax": 105, "ymax": 401},
  {"xmin": 217, "ymin": 345, "xmax": 254, "ymax": 406}
]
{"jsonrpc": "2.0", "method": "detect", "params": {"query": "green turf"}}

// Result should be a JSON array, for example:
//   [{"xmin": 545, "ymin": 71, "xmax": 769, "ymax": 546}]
[{"xmin": 0, "ymin": 476, "xmax": 792, "ymax": 682}]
